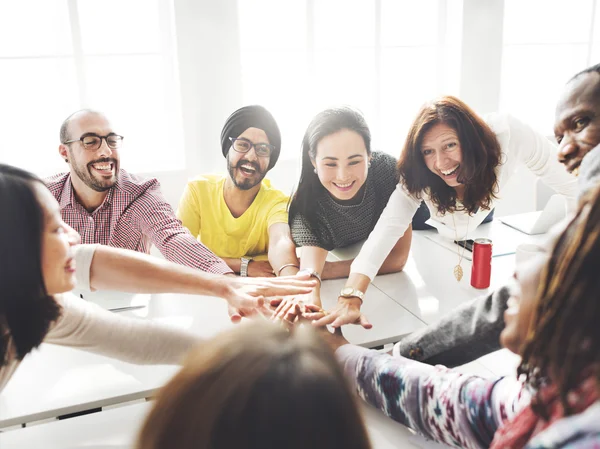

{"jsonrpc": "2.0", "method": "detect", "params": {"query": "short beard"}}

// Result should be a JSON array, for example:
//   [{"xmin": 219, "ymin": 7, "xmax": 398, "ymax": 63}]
[
  {"xmin": 227, "ymin": 158, "xmax": 266, "ymax": 191},
  {"xmin": 69, "ymin": 149, "xmax": 118, "ymax": 192}
]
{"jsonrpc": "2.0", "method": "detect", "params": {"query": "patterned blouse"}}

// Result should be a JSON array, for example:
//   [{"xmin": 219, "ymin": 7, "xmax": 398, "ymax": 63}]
[
  {"xmin": 336, "ymin": 345, "xmax": 600, "ymax": 449},
  {"xmin": 337, "ymin": 345, "xmax": 527, "ymax": 448}
]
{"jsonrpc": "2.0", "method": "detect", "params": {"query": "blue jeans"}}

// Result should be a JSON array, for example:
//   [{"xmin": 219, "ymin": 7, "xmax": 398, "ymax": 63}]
[{"xmin": 411, "ymin": 201, "xmax": 495, "ymax": 230}]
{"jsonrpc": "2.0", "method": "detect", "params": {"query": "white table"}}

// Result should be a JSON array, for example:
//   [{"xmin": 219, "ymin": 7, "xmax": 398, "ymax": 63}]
[
  {"xmin": 0, "ymin": 220, "xmax": 534, "ymax": 429},
  {"xmin": 0, "ymin": 286, "xmax": 424, "ymax": 429},
  {"xmin": 330, "ymin": 221, "xmax": 545, "ymax": 326},
  {"xmin": 0, "ymin": 400, "xmax": 447, "ymax": 449}
]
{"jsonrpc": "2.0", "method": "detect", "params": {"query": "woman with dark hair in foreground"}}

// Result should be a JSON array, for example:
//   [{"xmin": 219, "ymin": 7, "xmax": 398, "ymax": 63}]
[
  {"xmin": 0, "ymin": 163, "xmax": 315, "ymax": 391},
  {"xmin": 325, "ymin": 185, "xmax": 600, "ymax": 448},
  {"xmin": 137, "ymin": 322, "xmax": 372, "ymax": 449}
]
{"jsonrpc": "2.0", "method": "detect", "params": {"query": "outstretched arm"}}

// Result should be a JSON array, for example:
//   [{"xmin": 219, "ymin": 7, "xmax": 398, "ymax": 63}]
[
  {"xmin": 312, "ymin": 227, "xmax": 413, "ymax": 329},
  {"xmin": 78, "ymin": 244, "xmax": 316, "ymax": 314},
  {"xmin": 136, "ymin": 184, "xmax": 233, "ymax": 275},
  {"xmin": 47, "ymin": 294, "xmax": 199, "ymax": 365},
  {"xmin": 325, "ymin": 331, "xmax": 522, "ymax": 449},
  {"xmin": 268, "ymin": 223, "xmax": 301, "ymax": 277},
  {"xmin": 395, "ymin": 287, "xmax": 509, "ymax": 367}
]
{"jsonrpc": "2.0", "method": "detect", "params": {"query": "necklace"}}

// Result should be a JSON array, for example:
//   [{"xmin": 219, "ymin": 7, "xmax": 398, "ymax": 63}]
[{"xmin": 451, "ymin": 214, "xmax": 470, "ymax": 282}]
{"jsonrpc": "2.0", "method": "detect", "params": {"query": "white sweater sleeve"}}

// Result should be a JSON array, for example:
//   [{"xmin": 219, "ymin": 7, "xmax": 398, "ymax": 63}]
[
  {"xmin": 350, "ymin": 184, "xmax": 421, "ymax": 281},
  {"xmin": 45, "ymin": 294, "xmax": 199, "ymax": 365},
  {"xmin": 506, "ymin": 114, "xmax": 577, "ymax": 200}
]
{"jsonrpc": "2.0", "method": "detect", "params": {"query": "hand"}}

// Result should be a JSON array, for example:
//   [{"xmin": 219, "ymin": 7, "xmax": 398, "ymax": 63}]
[
  {"xmin": 311, "ymin": 297, "xmax": 372, "ymax": 329},
  {"xmin": 269, "ymin": 294, "xmax": 323, "ymax": 325},
  {"xmin": 247, "ymin": 260, "xmax": 275, "ymax": 277},
  {"xmin": 222, "ymin": 274, "xmax": 317, "ymax": 323},
  {"xmin": 319, "ymin": 326, "xmax": 351, "ymax": 352},
  {"xmin": 227, "ymin": 303, "xmax": 273, "ymax": 323}
]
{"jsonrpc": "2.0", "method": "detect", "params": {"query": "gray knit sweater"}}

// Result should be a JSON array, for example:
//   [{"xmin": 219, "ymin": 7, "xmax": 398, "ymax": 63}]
[{"xmin": 291, "ymin": 151, "xmax": 399, "ymax": 250}]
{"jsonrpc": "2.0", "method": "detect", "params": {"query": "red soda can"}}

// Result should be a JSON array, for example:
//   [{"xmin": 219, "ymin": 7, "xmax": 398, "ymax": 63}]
[{"xmin": 471, "ymin": 238, "xmax": 492, "ymax": 289}]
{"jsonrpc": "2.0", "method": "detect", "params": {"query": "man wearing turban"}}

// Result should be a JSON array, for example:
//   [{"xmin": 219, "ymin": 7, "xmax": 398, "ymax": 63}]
[{"xmin": 177, "ymin": 106, "xmax": 301, "ymax": 286}]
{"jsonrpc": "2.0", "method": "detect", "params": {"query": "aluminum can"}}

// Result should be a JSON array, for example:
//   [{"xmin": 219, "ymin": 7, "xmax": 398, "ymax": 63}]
[{"xmin": 471, "ymin": 238, "xmax": 492, "ymax": 289}]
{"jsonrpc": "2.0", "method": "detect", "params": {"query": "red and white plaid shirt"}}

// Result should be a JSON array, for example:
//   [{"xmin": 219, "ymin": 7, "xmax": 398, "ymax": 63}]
[{"xmin": 45, "ymin": 170, "xmax": 232, "ymax": 275}]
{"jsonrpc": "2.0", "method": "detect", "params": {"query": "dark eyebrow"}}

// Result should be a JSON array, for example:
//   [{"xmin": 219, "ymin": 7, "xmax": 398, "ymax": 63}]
[
  {"xmin": 321, "ymin": 154, "xmax": 364, "ymax": 161},
  {"xmin": 237, "ymin": 136, "xmax": 271, "ymax": 146},
  {"xmin": 441, "ymin": 136, "xmax": 457, "ymax": 143},
  {"xmin": 80, "ymin": 132, "xmax": 118, "ymax": 138},
  {"xmin": 556, "ymin": 107, "xmax": 597, "ymax": 131}
]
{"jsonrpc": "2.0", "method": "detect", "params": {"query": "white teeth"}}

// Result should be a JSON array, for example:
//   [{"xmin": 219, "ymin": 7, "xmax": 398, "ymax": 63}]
[
  {"xmin": 335, "ymin": 182, "xmax": 352, "ymax": 188},
  {"xmin": 93, "ymin": 164, "xmax": 111, "ymax": 170},
  {"xmin": 240, "ymin": 164, "xmax": 256, "ymax": 171},
  {"xmin": 441, "ymin": 165, "xmax": 459, "ymax": 176}
]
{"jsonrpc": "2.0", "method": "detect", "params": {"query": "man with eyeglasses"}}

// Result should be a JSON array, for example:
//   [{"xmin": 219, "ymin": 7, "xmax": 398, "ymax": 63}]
[
  {"xmin": 46, "ymin": 109, "xmax": 232, "ymax": 275},
  {"xmin": 177, "ymin": 106, "xmax": 304, "ymax": 291}
]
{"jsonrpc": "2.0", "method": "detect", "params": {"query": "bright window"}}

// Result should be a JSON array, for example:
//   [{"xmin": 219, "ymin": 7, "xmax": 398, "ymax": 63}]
[
  {"xmin": 0, "ymin": 0, "xmax": 183, "ymax": 176},
  {"xmin": 237, "ymin": 0, "xmax": 463, "ymax": 160},
  {"xmin": 500, "ymin": 0, "xmax": 597, "ymax": 134}
]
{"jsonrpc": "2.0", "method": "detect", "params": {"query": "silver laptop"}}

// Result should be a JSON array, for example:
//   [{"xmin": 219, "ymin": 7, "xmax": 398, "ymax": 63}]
[{"xmin": 499, "ymin": 194, "xmax": 568, "ymax": 235}]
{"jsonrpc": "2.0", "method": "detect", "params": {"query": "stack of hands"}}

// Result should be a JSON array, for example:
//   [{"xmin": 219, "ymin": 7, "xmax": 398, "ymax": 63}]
[{"xmin": 223, "ymin": 272, "xmax": 365, "ymax": 351}]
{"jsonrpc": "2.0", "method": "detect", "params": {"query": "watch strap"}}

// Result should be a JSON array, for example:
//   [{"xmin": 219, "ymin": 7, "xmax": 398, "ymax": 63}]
[
  {"xmin": 339, "ymin": 287, "xmax": 365, "ymax": 302},
  {"xmin": 297, "ymin": 268, "xmax": 322, "ymax": 284},
  {"xmin": 240, "ymin": 257, "xmax": 252, "ymax": 277}
]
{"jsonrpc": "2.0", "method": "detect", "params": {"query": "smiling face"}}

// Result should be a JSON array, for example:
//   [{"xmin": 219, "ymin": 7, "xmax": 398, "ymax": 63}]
[
  {"xmin": 554, "ymin": 71, "xmax": 600, "ymax": 175},
  {"xmin": 421, "ymin": 123, "xmax": 463, "ymax": 189},
  {"xmin": 500, "ymin": 254, "xmax": 548, "ymax": 354},
  {"xmin": 226, "ymin": 127, "xmax": 271, "ymax": 191},
  {"xmin": 35, "ymin": 183, "xmax": 81, "ymax": 295},
  {"xmin": 311, "ymin": 129, "xmax": 370, "ymax": 201},
  {"xmin": 59, "ymin": 111, "xmax": 121, "ymax": 192}
]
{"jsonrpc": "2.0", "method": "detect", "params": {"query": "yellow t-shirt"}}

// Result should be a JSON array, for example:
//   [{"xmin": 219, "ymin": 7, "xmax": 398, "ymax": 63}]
[{"xmin": 176, "ymin": 175, "xmax": 289, "ymax": 259}]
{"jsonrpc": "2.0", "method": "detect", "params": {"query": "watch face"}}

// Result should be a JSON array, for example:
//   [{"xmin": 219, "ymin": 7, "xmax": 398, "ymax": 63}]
[{"xmin": 341, "ymin": 287, "xmax": 354, "ymax": 296}]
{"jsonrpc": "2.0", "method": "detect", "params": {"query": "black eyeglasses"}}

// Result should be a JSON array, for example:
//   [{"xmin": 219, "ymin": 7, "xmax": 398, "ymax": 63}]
[
  {"xmin": 63, "ymin": 133, "xmax": 124, "ymax": 151},
  {"xmin": 229, "ymin": 137, "xmax": 274, "ymax": 157}
]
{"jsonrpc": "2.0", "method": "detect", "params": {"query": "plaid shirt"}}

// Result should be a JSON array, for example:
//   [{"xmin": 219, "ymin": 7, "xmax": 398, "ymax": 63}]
[{"xmin": 45, "ymin": 170, "xmax": 232, "ymax": 275}]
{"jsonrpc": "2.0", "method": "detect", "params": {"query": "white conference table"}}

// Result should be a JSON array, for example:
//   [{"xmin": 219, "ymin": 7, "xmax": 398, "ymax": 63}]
[
  {"xmin": 0, "ymin": 219, "xmax": 543, "ymax": 431},
  {"xmin": 0, "ymin": 280, "xmax": 424, "ymax": 429},
  {"xmin": 0, "ymin": 400, "xmax": 447, "ymax": 449}
]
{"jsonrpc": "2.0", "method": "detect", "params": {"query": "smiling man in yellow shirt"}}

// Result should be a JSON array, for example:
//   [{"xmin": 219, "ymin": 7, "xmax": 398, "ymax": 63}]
[{"xmin": 177, "ymin": 105, "xmax": 300, "ymax": 278}]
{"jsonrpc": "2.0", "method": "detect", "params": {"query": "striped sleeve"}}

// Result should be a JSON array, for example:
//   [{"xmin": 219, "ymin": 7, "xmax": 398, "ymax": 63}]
[{"xmin": 132, "ymin": 184, "xmax": 232, "ymax": 274}]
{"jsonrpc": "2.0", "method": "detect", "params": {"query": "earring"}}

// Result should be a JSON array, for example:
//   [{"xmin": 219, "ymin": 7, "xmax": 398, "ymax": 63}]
[
  {"xmin": 313, "ymin": 168, "xmax": 317, "ymax": 174},
  {"xmin": 65, "ymin": 158, "xmax": 69, "ymax": 163}
]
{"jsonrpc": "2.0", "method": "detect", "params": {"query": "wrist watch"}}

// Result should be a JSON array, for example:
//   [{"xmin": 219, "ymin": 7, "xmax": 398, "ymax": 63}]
[
  {"xmin": 339, "ymin": 286, "xmax": 365, "ymax": 303},
  {"xmin": 297, "ymin": 267, "xmax": 322, "ymax": 284},
  {"xmin": 240, "ymin": 256, "xmax": 253, "ymax": 277}
]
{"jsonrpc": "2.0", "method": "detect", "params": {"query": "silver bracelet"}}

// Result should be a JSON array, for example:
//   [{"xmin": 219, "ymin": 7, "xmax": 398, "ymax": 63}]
[{"xmin": 276, "ymin": 263, "xmax": 300, "ymax": 276}]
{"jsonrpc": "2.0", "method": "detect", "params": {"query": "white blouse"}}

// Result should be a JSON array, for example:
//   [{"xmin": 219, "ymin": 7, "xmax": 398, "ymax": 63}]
[{"xmin": 351, "ymin": 113, "xmax": 578, "ymax": 281}]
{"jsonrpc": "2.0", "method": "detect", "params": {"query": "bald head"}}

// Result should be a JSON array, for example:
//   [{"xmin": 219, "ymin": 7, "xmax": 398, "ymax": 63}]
[
  {"xmin": 58, "ymin": 109, "xmax": 121, "ymax": 194},
  {"xmin": 60, "ymin": 109, "xmax": 107, "ymax": 144}
]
